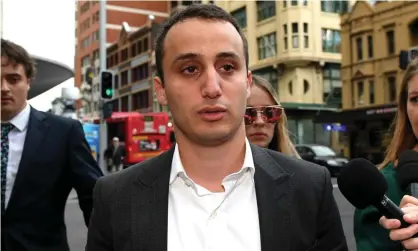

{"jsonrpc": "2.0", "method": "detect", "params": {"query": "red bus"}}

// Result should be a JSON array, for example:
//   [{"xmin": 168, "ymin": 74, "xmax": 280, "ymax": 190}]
[{"xmin": 104, "ymin": 112, "xmax": 174, "ymax": 166}]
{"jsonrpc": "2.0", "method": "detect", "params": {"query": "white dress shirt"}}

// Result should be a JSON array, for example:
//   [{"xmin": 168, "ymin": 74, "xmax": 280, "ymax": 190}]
[
  {"xmin": 1, "ymin": 103, "xmax": 30, "ymax": 207},
  {"xmin": 167, "ymin": 138, "xmax": 261, "ymax": 251}
]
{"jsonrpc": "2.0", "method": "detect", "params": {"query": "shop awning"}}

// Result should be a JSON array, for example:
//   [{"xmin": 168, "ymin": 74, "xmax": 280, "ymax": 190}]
[{"xmin": 314, "ymin": 104, "xmax": 397, "ymax": 124}]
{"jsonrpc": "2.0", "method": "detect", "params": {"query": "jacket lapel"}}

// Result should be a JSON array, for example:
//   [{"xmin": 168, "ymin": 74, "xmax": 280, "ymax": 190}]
[
  {"xmin": 252, "ymin": 145, "xmax": 292, "ymax": 251},
  {"xmin": 131, "ymin": 146, "xmax": 174, "ymax": 251},
  {"xmin": 7, "ymin": 107, "xmax": 49, "ymax": 213}
]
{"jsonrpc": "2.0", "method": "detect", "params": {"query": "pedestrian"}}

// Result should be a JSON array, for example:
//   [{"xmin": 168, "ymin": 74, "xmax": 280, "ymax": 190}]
[
  {"xmin": 86, "ymin": 4, "xmax": 348, "ymax": 251},
  {"xmin": 245, "ymin": 75, "xmax": 300, "ymax": 158},
  {"xmin": 1, "ymin": 38, "xmax": 103, "ymax": 250},
  {"xmin": 355, "ymin": 59, "xmax": 418, "ymax": 250}
]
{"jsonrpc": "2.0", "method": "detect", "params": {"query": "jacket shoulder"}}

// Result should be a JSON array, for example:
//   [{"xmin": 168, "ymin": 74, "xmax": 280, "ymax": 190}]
[{"xmin": 263, "ymin": 148, "xmax": 328, "ymax": 178}]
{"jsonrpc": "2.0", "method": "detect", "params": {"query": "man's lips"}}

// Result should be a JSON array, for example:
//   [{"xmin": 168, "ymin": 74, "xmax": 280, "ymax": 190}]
[
  {"xmin": 1, "ymin": 97, "xmax": 13, "ymax": 102},
  {"xmin": 198, "ymin": 106, "xmax": 227, "ymax": 114}
]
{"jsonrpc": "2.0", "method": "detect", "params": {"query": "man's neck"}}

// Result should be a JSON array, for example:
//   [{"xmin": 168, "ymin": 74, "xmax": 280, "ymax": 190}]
[
  {"xmin": 1, "ymin": 102, "xmax": 27, "ymax": 122},
  {"xmin": 175, "ymin": 125, "xmax": 247, "ymax": 192}
]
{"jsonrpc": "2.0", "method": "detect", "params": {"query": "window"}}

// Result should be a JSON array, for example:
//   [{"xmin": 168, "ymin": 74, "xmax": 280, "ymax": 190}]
[
  {"xmin": 132, "ymin": 90, "xmax": 150, "ymax": 110},
  {"xmin": 291, "ymin": 0, "xmax": 298, "ymax": 6},
  {"xmin": 256, "ymin": 1, "xmax": 276, "ymax": 22},
  {"xmin": 92, "ymin": 11, "xmax": 99, "ymax": 23},
  {"xmin": 82, "ymin": 55, "xmax": 90, "ymax": 67},
  {"xmin": 131, "ymin": 64, "xmax": 149, "ymax": 82},
  {"xmin": 303, "ymin": 0, "xmax": 308, "ymax": 6},
  {"xmin": 387, "ymin": 75, "xmax": 397, "ymax": 102},
  {"xmin": 131, "ymin": 43, "xmax": 137, "ymax": 57},
  {"xmin": 121, "ymin": 71, "xmax": 128, "ymax": 86},
  {"xmin": 369, "ymin": 80, "xmax": 375, "ymax": 104},
  {"xmin": 357, "ymin": 81, "xmax": 364, "ymax": 105},
  {"xmin": 82, "ymin": 36, "xmax": 91, "ymax": 49},
  {"xmin": 322, "ymin": 29, "xmax": 340, "ymax": 53},
  {"xmin": 252, "ymin": 67, "xmax": 278, "ymax": 92},
  {"xmin": 92, "ymin": 30, "xmax": 99, "ymax": 41},
  {"xmin": 92, "ymin": 49, "xmax": 99, "ymax": 61},
  {"xmin": 80, "ymin": 1, "xmax": 90, "ymax": 14},
  {"xmin": 321, "ymin": 0, "xmax": 348, "ymax": 14},
  {"xmin": 121, "ymin": 48, "xmax": 129, "ymax": 62},
  {"xmin": 121, "ymin": 96, "xmax": 129, "ymax": 112},
  {"xmin": 367, "ymin": 35, "xmax": 373, "ymax": 58},
  {"xmin": 283, "ymin": 0, "xmax": 287, "ymax": 8},
  {"xmin": 292, "ymin": 23, "xmax": 299, "ymax": 48},
  {"xmin": 323, "ymin": 63, "xmax": 342, "ymax": 106},
  {"xmin": 303, "ymin": 23, "xmax": 308, "ymax": 48},
  {"xmin": 257, "ymin": 32, "xmax": 277, "ymax": 60},
  {"xmin": 303, "ymin": 80, "xmax": 310, "ymax": 94},
  {"xmin": 356, "ymin": 37, "xmax": 363, "ymax": 61},
  {"xmin": 283, "ymin": 24, "xmax": 288, "ymax": 50},
  {"xmin": 143, "ymin": 38, "xmax": 149, "ymax": 51},
  {"xmin": 386, "ymin": 30, "xmax": 395, "ymax": 55},
  {"xmin": 231, "ymin": 7, "xmax": 247, "ymax": 29}
]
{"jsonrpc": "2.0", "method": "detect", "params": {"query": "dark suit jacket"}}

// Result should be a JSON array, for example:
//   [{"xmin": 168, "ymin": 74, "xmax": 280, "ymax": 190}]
[
  {"xmin": 104, "ymin": 145, "xmax": 125, "ymax": 166},
  {"xmin": 86, "ymin": 144, "xmax": 348, "ymax": 251},
  {"xmin": 1, "ymin": 107, "xmax": 103, "ymax": 251}
]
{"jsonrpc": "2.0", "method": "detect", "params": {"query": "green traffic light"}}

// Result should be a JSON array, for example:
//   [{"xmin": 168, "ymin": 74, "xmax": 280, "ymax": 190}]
[{"xmin": 105, "ymin": 89, "xmax": 113, "ymax": 96}]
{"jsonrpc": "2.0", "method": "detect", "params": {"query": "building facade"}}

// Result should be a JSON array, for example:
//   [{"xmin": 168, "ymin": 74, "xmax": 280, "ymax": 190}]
[
  {"xmin": 104, "ymin": 22, "xmax": 161, "ymax": 116},
  {"xmin": 317, "ymin": 1, "xmax": 418, "ymax": 162},
  {"xmin": 75, "ymin": 1, "xmax": 169, "ymax": 117},
  {"xmin": 216, "ymin": 0, "xmax": 355, "ymax": 146}
]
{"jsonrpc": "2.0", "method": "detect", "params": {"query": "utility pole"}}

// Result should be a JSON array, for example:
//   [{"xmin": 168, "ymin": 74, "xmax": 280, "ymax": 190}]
[{"xmin": 99, "ymin": 0, "xmax": 107, "ymax": 172}]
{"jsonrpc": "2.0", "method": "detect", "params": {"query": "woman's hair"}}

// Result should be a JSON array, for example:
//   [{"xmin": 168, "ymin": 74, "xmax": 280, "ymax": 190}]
[
  {"xmin": 251, "ymin": 75, "xmax": 300, "ymax": 158},
  {"xmin": 379, "ymin": 59, "xmax": 418, "ymax": 169}
]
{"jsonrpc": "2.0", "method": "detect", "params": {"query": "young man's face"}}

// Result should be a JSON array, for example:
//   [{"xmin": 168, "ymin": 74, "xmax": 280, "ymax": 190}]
[
  {"xmin": 154, "ymin": 18, "xmax": 252, "ymax": 146},
  {"xmin": 1, "ymin": 56, "xmax": 30, "ymax": 121}
]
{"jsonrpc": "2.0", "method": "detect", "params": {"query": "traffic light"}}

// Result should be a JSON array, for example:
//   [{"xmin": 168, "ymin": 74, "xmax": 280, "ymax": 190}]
[
  {"xmin": 102, "ymin": 101, "xmax": 113, "ymax": 119},
  {"xmin": 100, "ymin": 70, "xmax": 114, "ymax": 99}
]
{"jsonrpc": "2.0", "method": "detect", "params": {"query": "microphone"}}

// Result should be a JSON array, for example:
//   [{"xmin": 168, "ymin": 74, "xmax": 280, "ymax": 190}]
[
  {"xmin": 337, "ymin": 158, "xmax": 411, "ymax": 228},
  {"xmin": 396, "ymin": 150, "xmax": 418, "ymax": 197}
]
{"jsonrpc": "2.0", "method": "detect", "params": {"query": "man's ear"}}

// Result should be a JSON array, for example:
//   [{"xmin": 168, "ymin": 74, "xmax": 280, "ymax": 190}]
[
  {"xmin": 246, "ymin": 71, "xmax": 252, "ymax": 99},
  {"xmin": 154, "ymin": 76, "xmax": 167, "ymax": 106}
]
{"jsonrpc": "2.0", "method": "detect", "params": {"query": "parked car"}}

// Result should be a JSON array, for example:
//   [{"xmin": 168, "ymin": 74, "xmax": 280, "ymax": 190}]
[{"xmin": 295, "ymin": 144, "xmax": 349, "ymax": 177}]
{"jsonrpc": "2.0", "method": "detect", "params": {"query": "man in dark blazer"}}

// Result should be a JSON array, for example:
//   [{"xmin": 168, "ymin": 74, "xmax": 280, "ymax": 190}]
[
  {"xmin": 1, "ymin": 39, "xmax": 103, "ymax": 250},
  {"xmin": 87, "ymin": 4, "xmax": 348, "ymax": 251}
]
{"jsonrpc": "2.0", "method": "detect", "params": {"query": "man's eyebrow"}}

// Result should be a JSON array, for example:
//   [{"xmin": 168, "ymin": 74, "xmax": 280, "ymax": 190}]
[
  {"xmin": 173, "ymin": 53, "xmax": 201, "ymax": 63},
  {"xmin": 172, "ymin": 51, "xmax": 240, "ymax": 64},
  {"xmin": 215, "ymin": 51, "xmax": 240, "ymax": 60}
]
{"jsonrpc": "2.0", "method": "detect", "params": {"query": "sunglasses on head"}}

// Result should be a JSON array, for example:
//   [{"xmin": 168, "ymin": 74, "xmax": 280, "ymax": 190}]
[{"xmin": 244, "ymin": 105, "xmax": 283, "ymax": 126}]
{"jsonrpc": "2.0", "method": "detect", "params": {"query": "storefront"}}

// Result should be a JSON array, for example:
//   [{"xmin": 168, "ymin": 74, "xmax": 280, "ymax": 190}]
[
  {"xmin": 282, "ymin": 103, "xmax": 339, "ymax": 148},
  {"xmin": 315, "ymin": 103, "xmax": 397, "ymax": 162}
]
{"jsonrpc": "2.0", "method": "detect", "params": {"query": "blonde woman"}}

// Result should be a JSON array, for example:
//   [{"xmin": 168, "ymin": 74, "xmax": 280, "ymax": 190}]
[
  {"xmin": 354, "ymin": 59, "xmax": 418, "ymax": 251},
  {"xmin": 245, "ymin": 75, "xmax": 300, "ymax": 157}
]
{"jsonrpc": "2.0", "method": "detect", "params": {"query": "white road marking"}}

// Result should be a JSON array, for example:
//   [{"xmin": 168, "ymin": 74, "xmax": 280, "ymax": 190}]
[{"xmin": 333, "ymin": 184, "xmax": 338, "ymax": 188}]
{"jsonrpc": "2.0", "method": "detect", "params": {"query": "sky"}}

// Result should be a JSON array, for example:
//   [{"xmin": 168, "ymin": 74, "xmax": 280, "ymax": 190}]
[{"xmin": 2, "ymin": 0, "xmax": 76, "ymax": 111}]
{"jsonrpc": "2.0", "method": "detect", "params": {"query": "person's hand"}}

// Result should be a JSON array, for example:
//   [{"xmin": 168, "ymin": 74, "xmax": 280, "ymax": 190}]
[{"xmin": 379, "ymin": 195, "xmax": 418, "ymax": 250}]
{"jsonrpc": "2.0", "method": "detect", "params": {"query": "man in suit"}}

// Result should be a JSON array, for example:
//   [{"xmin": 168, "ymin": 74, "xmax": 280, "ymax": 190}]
[
  {"xmin": 104, "ymin": 137, "xmax": 125, "ymax": 172},
  {"xmin": 1, "ymin": 39, "xmax": 103, "ymax": 250},
  {"xmin": 86, "ymin": 4, "xmax": 348, "ymax": 251}
]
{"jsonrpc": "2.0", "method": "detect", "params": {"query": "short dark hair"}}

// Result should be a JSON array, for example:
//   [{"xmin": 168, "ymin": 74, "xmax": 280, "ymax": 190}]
[
  {"xmin": 1, "ymin": 39, "xmax": 37, "ymax": 80},
  {"xmin": 155, "ymin": 4, "xmax": 249, "ymax": 84}
]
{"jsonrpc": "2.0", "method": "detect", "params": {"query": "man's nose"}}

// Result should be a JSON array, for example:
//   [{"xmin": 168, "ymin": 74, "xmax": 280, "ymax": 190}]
[
  {"xmin": 1, "ymin": 79, "xmax": 10, "ymax": 92},
  {"xmin": 201, "ymin": 68, "xmax": 222, "ymax": 99}
]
